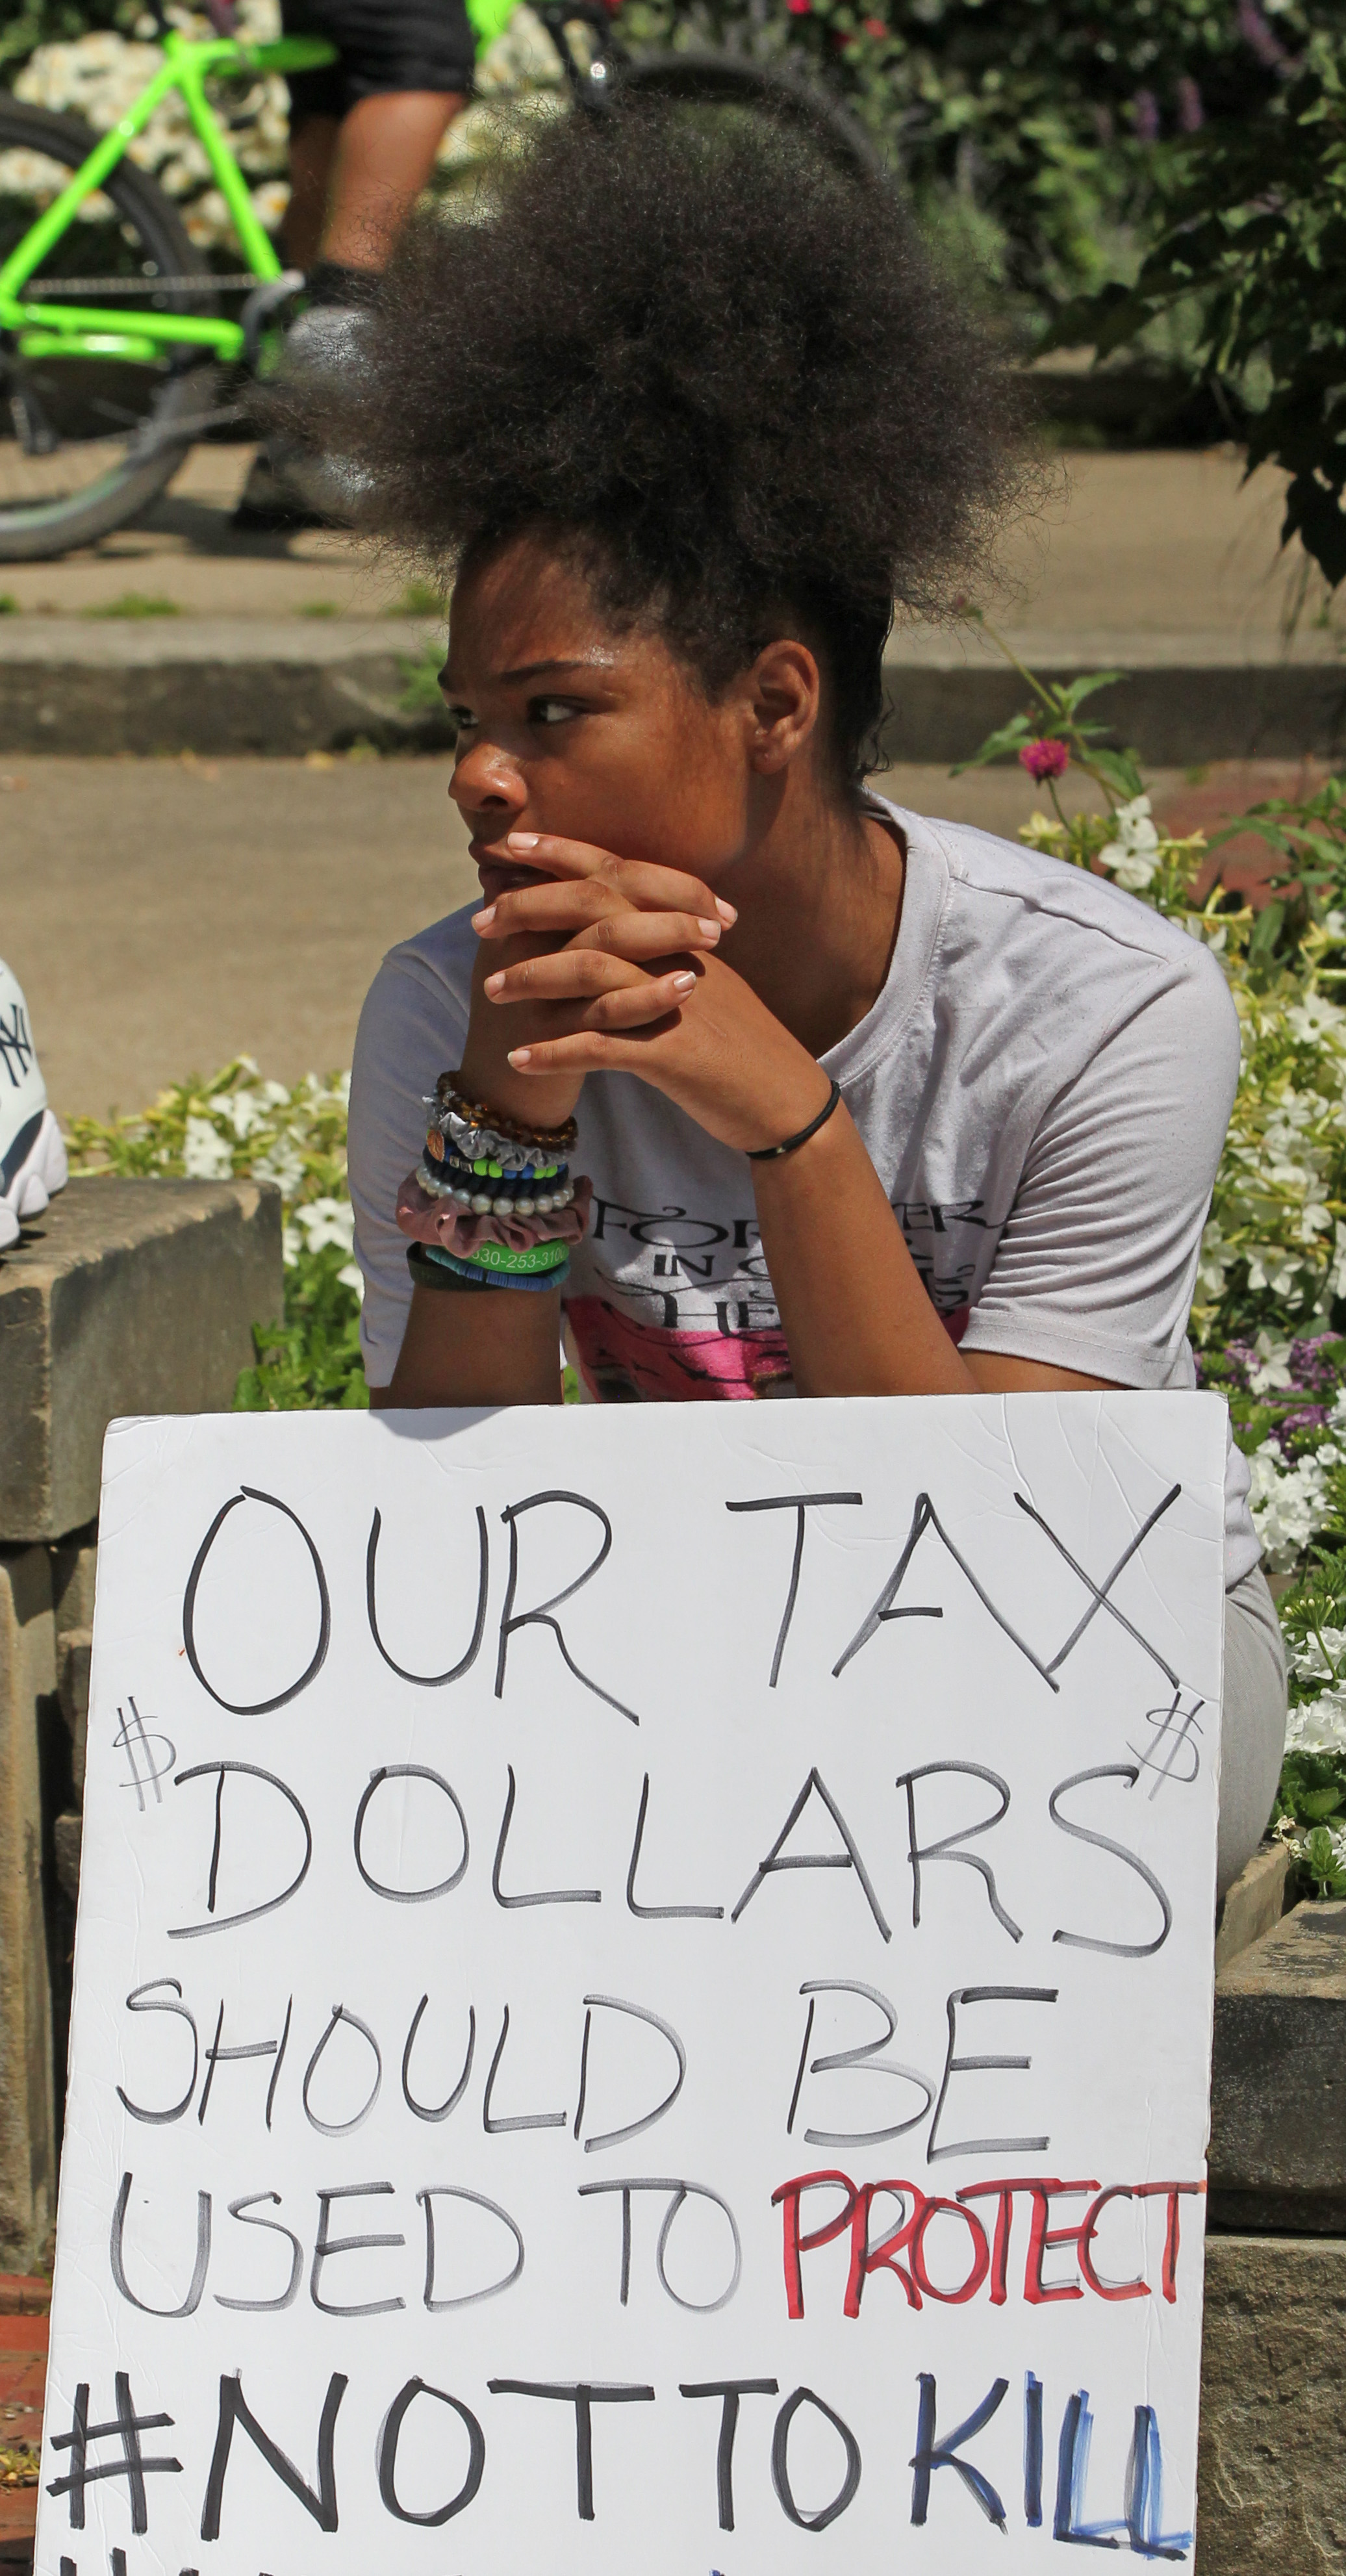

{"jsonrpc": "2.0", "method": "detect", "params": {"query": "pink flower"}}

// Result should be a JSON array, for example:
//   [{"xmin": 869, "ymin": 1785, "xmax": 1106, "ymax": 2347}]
[
  {"xmin": 786, "ymin": 0, "xmax": 812, "ymax": 15},
  {"xmin": 864, "ymin": 14, "xmax": 887, "ymax": 32},
  {"xmin": 1020, "ymin": 737, "xmax": 1070, "ymax": 782}
]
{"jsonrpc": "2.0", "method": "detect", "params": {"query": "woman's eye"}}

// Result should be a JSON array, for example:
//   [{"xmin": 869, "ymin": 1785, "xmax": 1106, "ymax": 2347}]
[
  {"xmin": 447, "ymin": 706, "xmax": 477, "ymax": 732},
  {"xmin": 530, "ymin": 696, "xmax": 579, "ymax": 726}
]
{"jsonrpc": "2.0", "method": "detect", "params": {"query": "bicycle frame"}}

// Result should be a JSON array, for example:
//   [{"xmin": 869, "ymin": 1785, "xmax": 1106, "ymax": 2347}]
[{"xmin": 0, "ymin": 0, "xmax": 518, "ymax": 367}]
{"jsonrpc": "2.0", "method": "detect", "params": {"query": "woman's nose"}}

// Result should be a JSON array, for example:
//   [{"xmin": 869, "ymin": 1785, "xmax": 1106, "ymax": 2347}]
[{"xmin": 450, "ymin": 739, "xmax": 528, "ymax": 818}]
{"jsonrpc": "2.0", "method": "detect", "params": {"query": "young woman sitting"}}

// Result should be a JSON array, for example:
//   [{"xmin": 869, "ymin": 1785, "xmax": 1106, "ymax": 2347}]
[{"xmin": 317, "ymin": 102, "xmax": 1286, "ymax": 1902}]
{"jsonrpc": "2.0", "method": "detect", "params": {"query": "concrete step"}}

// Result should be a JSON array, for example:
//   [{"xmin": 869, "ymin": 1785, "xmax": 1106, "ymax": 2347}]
[{"xmin": 1, "ymin": 616, "xmax": 1342, "ymax": 759}]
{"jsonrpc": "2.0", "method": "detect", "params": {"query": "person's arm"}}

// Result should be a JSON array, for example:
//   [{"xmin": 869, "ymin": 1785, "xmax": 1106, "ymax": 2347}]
[
  {"xmin": 748, "ymin": 1098, "xmax": 1114, "ymax": 1396},
  {"xmin": 469, "ymin": 837, "xmax": 1237, "ymax": 1405},
  {"xmin": 375, "ymin": 936, "xmax": 582, "ymax": 1409},
  {"xmin": 377, "ymin": 861, "xmax": 728, "ymax": 1407}
]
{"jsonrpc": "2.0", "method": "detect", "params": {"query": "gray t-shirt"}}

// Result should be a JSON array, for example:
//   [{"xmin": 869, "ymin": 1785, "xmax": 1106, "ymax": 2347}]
[{"xmin": 349, "ymin": 798, "xmax": 1257, "ymax": 1581}]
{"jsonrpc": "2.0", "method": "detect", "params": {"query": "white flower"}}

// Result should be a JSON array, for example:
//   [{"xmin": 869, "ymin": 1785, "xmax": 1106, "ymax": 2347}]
[
  {"xmin": 253, "ymin": 1149, "xmax": 306, "ymax": 1203},
  {"xmin": 1098, "ymin": 796, "xmax": 1161, "ymax": 891},
  {"xmin": 1246, "ymin": 1440, "xmax": 1334, "ymax": 1572},
  {"xmin": 215, "ymin": 1088, "xmax": 263, "ymax": 1140},
  {"xmin": 1284, "ymin": 1693, "xmax": 1346, "ymax": 1755},
  {"xmin": 183, "ymin": 190, "xmax": 234, "ymax": 249},
  {"xmin": 248, "ymin": 180, "xmax": 290, "ymax": 235},
  {"xmin": 1289, "ymin": 1624, "xmax": 1346, "ymax": 1687},
  {"xmin": 1287, "ymin": 993, "xmax": 1346, "ymax": 1044},
  {"xmin": 1245, "ymin": 1245, "xmax": 1304, "ymax": 1297},
  {"xmin": 1247, "ymin": 1331, "xmax": 1295, "ymax": 1394},
  {"xmin": 181, "ymin": 1116, "xmax": 235, "ymax": 1180},
  {"xmin": 292, "ymin": 1197, "xmax": 355, "ymax": 1256}
]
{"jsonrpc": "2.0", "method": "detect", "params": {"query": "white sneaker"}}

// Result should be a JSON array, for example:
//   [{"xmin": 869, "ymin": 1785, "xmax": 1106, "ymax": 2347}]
[
  {"xmin": 271, "ymin": 304, "xmax": 376, "ymax": 525},
  {"xmin": 0, "ymin": 959, "xmax": 68, "ymax": 1251}
]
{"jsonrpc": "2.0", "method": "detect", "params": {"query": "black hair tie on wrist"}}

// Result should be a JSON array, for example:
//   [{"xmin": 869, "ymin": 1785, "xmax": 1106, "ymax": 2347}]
[{"xmin": 746, "ymin": 1077, "xmax": 843, "ymax": 1162}]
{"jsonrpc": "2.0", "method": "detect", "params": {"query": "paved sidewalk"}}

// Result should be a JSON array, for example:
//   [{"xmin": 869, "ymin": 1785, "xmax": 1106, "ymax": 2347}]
[
  {"xmin": 0, "ymin": 443, "xmax": 1332, "ymax": 634},
  {"xmin": 0, "ymin": 448, "xmax": 1343, "ymax": 759},
  {"xmin": 1, "ymin": 753, "xmax": 1314, "ymax": 1124}
]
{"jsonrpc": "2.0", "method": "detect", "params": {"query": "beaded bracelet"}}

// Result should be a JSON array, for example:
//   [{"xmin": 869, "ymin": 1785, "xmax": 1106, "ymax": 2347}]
[
  {"xmin": 416, "ymin": 1160, "xmax": 576, "ymax": 1217},
  {"xmin": 434, "ymin": 1071, "xmax": 578, "ymax": 1156},
  {"xmin": 434, "ymin": 1147, "xmax": 568, "ymax": 1182},
  {"xmin": 422, "ymin": 1110, "xmax": 568, "ymax": 1175}
]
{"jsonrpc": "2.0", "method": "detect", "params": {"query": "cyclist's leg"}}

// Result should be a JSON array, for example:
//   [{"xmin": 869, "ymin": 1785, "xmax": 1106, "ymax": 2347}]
[
  {"xmin": 285, "ymin": 0, "xmax": 475, "ymax": 275},
  {"xmin": 237, "ymin": 0, "xmax": 472, "ymax": 528},
  {"xmin": 320, "ymin": 88, "xmax": 466, "ymax": 273},
  {"xmin": 283, "ymin": 110, "xmax": 340, "ymax": 272},
  {"xmin": 277, "ymin": 5, "xmax": 349, "ymax": 269}
]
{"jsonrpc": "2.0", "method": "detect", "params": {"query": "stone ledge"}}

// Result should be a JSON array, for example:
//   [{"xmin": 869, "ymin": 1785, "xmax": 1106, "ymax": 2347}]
[
  {"xmin": 1199, "ymin": 2232, "xmax": 1346, "ymax": 2574},
  {"xmin": 0, "ymin": 1178, "xmax": 283, "ymax": 1544},
  {"xmin": 55, "ymin": 1630, "xmax": 90, "ymax": 1801},
  {"xmin": 1214, "ymin": 1843, "xmax": 1289, "ymax": 1974},
  {"xmin": 0, "ymin": 620, "xmax": 1341, "ymax": 759},
  {"xmin": 1209, "ymin": 1901, "xmax": 1346, "ymax": 2232}
]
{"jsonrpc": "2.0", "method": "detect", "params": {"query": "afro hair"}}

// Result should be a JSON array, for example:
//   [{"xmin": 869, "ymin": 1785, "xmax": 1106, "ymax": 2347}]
[{"xmin": 294, "ymin": 98, "xmax": 1027, "ymax": 781}]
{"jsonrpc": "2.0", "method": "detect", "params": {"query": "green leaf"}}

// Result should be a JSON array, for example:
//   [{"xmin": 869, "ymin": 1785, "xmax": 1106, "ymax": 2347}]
[
  {"xmin": 1052, "ymin": 670, "xmax": 1128, "ymax": 712},
  {"xmin": 1086, "ymin": 746, "xmax": 1147, "ymax": 801},
  {"xmin": 950, "ymin": 716, "xmax": 1035, "ymax": 774}
]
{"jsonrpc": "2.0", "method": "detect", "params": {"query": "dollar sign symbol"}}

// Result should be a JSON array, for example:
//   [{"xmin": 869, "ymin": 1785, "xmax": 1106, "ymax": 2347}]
[{"xmin": 112, "ymin": 1696, "xmax": 177, "ymax": 1810}]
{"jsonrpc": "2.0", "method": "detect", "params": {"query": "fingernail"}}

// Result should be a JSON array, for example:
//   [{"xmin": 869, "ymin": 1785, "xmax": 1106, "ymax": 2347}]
[
  {"xmin": 484, "ymin": 971, "xmax": 505, "ymax": 996},
  {"xmin": 716, "ymin": 898, "xmax": 737, "ymax": 923},
  {"xmin": 672, "ymin": 971, "xmax": 697, "ymax": 993},
  {"xmin": 508, "ymin": 831, "xmax": 539, "ymax": 850},
  {"xmin": 508, "ymin": 1046, "xmax": 532, "ymax": 1066},
  {"xmin": 697, "ymin": 917, "xmax": 721, "ymax": 939},
  {"xmin": 472, "ymin": 904, "xmax": 496, "ymax": 928}
]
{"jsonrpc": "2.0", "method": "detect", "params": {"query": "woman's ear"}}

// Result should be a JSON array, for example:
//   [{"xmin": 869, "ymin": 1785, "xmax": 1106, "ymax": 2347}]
[{"xmin": 746, "ymin": 639, "xmax": 821, "ymax": 773}]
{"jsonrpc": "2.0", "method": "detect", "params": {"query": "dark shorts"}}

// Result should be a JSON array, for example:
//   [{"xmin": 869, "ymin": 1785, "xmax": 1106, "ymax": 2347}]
[{"xmin": 281, "ymin": 0, "xmax": 476, "ymax": 122}]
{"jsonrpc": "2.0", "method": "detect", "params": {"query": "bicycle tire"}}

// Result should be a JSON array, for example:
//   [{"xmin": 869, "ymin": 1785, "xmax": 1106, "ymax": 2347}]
[
  {"xmin": 598, "ymin": 51, "xmax": 885, "ymax": 186},
  {"xmin": 0, "ymin": 99, "xmax": 218, "ymax": 561}
]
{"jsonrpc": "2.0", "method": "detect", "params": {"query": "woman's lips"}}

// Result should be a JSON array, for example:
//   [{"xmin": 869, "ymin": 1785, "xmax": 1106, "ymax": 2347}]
[{"xmin": 472, "ymin": 849, "xmax": 552, "ymax": 902}]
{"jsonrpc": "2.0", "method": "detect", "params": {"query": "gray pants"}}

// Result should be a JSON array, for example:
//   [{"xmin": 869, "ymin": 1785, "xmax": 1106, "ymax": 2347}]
[{"xmin": 1219, "ymin": 1563, "xmax": 1288, "ymax": 1901}]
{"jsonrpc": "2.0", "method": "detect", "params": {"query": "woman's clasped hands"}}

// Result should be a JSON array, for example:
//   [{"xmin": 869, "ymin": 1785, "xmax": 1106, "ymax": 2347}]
[{"xmin": 470, "ymin": 829, "xmax": 833, "ymax": 1154}]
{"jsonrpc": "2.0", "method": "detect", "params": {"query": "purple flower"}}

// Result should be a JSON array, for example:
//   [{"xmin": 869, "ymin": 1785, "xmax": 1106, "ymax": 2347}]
[
  {"xmin": 1238, "ymin": 0, "xmax": 1288, "ymax": 70},
  {"xmin": 1219, "ymin": 1341, "xmax": 1259, "ymax": 1390},
  {"xmin": 1019, "ymin": 737, "xmax": 1070, "ymax": 782},
  {"xmin": 1288, "ymin": 1333, "xmax": 1346, "ymax": 1396},
  {"xmin": 1276, "ymin": 1405, "xmax": 1329, "ymax": 1455},
  {"xmin": 1132, "ymin": 88, "xmax": 1160, "ymax": 142},
  {"xmin": 1176, "ymin": 75, "xmax": 1204, "ymax": 133}
]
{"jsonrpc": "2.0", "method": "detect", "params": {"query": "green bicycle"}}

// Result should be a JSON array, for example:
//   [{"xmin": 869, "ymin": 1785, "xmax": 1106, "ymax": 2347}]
[{"xmin": 0, "ymin": 0, "xmax": 878, "ymax": 560}]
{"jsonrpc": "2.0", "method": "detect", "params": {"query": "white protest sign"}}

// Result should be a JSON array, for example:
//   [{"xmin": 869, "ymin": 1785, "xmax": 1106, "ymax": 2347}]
[{"xmin": 39, "ymin": 1392, "xmax": 1226, "ymax": 2575}]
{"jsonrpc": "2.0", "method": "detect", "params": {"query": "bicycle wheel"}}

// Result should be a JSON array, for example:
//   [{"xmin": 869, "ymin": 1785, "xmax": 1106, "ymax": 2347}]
[
  {"xmin": 0, "ymin": 100, "xmax": 219, "ymax": 561},
  {"xmin": 601, "ymin": 51, "xmax": 885, "ymax": 186}
]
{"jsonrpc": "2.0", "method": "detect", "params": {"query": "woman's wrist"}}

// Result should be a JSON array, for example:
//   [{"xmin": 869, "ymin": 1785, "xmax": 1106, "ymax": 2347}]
[
  {"xmin": 461, "ymin": 961, "xmax": 582, "ymax": 1132},
  {"xmin": 457, "ymin": 1035, "xmax": 579, "ymax": 1133}
]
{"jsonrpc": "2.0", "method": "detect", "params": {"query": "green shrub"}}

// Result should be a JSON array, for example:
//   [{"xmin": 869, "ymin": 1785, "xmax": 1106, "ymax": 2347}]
[
  {"xmin": 1049, "ymin": 34, "xmax": 1346, "ymax": 585},
  {"xmin": 65, "ymin": 1060, "xmax": 368, "ymax": 1412},
  {"xmin": 615, "ymin": 0, "xmax": 1328, "ymax": 331}
]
